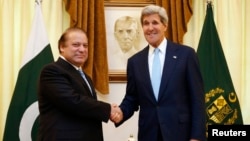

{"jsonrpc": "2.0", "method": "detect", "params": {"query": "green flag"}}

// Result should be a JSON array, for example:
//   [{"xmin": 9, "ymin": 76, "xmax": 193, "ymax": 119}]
[
  {"xmin": 197, "ymin": 2, "xmax": 244, "ymax": 136},
  {"xmin": 3, "ymin": 1, "xmax": 54, "ymax": 141}
]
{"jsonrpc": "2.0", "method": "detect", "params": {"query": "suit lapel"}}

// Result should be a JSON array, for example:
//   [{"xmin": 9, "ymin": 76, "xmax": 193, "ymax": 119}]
[
  {"xmin": 56, "ymin": 58, "xmax": 96, "ymax": 98},
  {"xmin": 136, "ymin": 46, "xmax": 156, "ymax": 102},
  {"xmin": 158, "ymin": 42, "xmax": 178, "ymax": 100},
  {"xmin": 141, "ymin": 48, "xmax": 152, "ymax": 90},
  {"xmin": 84, "ymin": 75, "xmax": 97, "ymax": 99}
]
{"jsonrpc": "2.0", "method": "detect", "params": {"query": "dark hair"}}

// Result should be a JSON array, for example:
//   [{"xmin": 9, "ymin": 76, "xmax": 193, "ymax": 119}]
[{"xmin": 58, "ymin": 27, "xmax": 87, "ymax": 53}]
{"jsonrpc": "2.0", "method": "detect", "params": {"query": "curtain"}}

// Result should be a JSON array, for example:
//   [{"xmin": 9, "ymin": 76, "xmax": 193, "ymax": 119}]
[
  {"xmin": 63, "ymin": 0, "xmax": 109, "ymax": 94},
  {"xmin": 156, "ymin": 0, "xmax": 193, "ymax": 43}
]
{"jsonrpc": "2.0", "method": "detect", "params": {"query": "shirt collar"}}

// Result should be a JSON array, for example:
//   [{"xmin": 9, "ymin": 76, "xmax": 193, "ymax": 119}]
[
  {"xmin": 59, "ymin": 55, "xmax": 81, "ymax": 71},
  {"xmin": 149, "ymin": 38, "xmax": 167, "ymax": 55}
]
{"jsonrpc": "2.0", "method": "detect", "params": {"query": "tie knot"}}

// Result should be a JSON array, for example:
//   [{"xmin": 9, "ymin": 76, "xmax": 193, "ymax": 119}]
[
  {"xmin": 78, "ymin": 69, "xmax": 85, "ymax": 77},
  {"xmin": 154, "ymin": 48, "xmax": 160, "ymax": 54},
  {"xmin": 79, "ymin": 69, "xmax": 83, "ymax": 73}
]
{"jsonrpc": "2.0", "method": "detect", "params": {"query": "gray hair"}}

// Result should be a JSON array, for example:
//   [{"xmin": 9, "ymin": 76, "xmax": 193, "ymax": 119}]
[{"xmin": 140, "ymin": 5, "xmax": 168, "ymax": 25}]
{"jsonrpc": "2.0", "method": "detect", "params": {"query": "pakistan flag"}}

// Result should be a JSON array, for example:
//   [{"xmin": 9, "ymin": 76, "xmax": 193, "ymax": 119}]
[
  {"xmin": 3, "ymin": 2, "xmax": 54, "ymax": 141},
  {"xmin": 197, "ymin": 2, "xmax": 244, "ymax": 136}
]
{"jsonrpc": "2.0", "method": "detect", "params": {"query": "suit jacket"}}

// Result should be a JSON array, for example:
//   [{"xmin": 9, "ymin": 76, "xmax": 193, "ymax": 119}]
[
  {"xmin": 37, "ymin": 58, "xmax": 110, "ymax": 141},
  {"xmin": 118, "ymin": 40, "xmax": 206, "ymax": 141}
]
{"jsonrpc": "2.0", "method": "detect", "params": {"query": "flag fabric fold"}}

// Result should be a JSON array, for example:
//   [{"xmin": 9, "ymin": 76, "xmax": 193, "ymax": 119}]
[
  {"xmin": 197, "ymin": 2, "xmax": 244, "ymax": 137},
  {"xmin": 3, "ymin": 1, "xmax": 54, "ymax": 141}
]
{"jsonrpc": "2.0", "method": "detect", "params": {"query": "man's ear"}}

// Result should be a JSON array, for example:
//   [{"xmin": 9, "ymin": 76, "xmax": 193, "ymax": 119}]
[{"xmin": 59, "ymin": 45, "xmax": 64, "ymax": 53}]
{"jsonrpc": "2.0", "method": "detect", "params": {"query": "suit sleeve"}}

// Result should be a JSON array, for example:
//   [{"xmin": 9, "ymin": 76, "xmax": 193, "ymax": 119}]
[
  {"xmin": 186, "ymin": 49, "xmax": 206, "ymax": 140},
  {"xmin": 38, "ymin": 64, "xmax": 111, "ymax": 122},
  {"xmin": 115, "ymin": 57, "xmax": 140, "ymax": 127}
]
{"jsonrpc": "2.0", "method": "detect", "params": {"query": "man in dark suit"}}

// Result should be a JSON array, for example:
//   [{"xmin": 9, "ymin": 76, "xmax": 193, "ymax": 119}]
[
  {"xmin": 37, "ymin": 27, "xmax": 118, "ymax": 141},
  {"xmin": 111, "ymin": 5, "xmax": 206, "ymax": 141}
]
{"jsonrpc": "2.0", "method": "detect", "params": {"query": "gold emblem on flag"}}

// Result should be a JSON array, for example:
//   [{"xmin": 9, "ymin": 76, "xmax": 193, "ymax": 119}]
[
  {"xmin": 205, "ymin": 87, "xmax": 239, "ymax": 124},
  {"xmin": 207, "ymin": 95, "xmax": 233, "ymax": 123},
  {"xmin": 205, "ymin": 88, "xmax": 241, "ymax": 138}
]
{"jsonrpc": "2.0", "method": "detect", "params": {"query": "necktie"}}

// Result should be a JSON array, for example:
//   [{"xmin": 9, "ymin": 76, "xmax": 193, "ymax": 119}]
[
  {"xmin": 78, "ymin": 69, "xmax": 93, "ymax": 94},
  {"xmin": 151, "ymin": 48, "xmax": 161, "ymax": 100}
]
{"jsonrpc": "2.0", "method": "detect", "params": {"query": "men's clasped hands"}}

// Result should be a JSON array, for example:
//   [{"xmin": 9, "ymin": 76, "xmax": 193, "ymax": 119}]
[{"xmin": 110, "ymin": 104, "xmax": 123, "ymax": 123}]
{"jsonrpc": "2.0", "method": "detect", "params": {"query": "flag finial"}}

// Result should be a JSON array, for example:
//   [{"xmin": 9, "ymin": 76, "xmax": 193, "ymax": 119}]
[
  {"xmin": 35, "ymin": 0, "xmax": 42, "ymax": 5},
  {"xmin": 206, "ymin": 0, "xmax": 213, "ymax": 8},
  {"xmin": 207, "ymin": 0, "xmax": 213, "ymax": 5}
]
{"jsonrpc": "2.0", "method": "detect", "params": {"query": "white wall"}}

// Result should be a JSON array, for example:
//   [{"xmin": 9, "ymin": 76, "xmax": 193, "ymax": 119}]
[{"xmin": 98, "ymin": 83, "xmax": 138, "ymax": 141}]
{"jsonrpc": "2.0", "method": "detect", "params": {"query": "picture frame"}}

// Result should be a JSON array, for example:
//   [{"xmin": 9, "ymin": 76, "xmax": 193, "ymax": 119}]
[
  {"xmin": 105, "ymin": 1, "xmax": 155, "ymax": 82},
  {"xmin": 104, "ymin": 0, "xmax": 155, "ymax": 7}
]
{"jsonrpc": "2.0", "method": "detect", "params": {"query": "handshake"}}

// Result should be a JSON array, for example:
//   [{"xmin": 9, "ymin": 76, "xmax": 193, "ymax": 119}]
[{"xmin": 110, "ymin": 104, "xmax": 123, "ymax": 123}]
